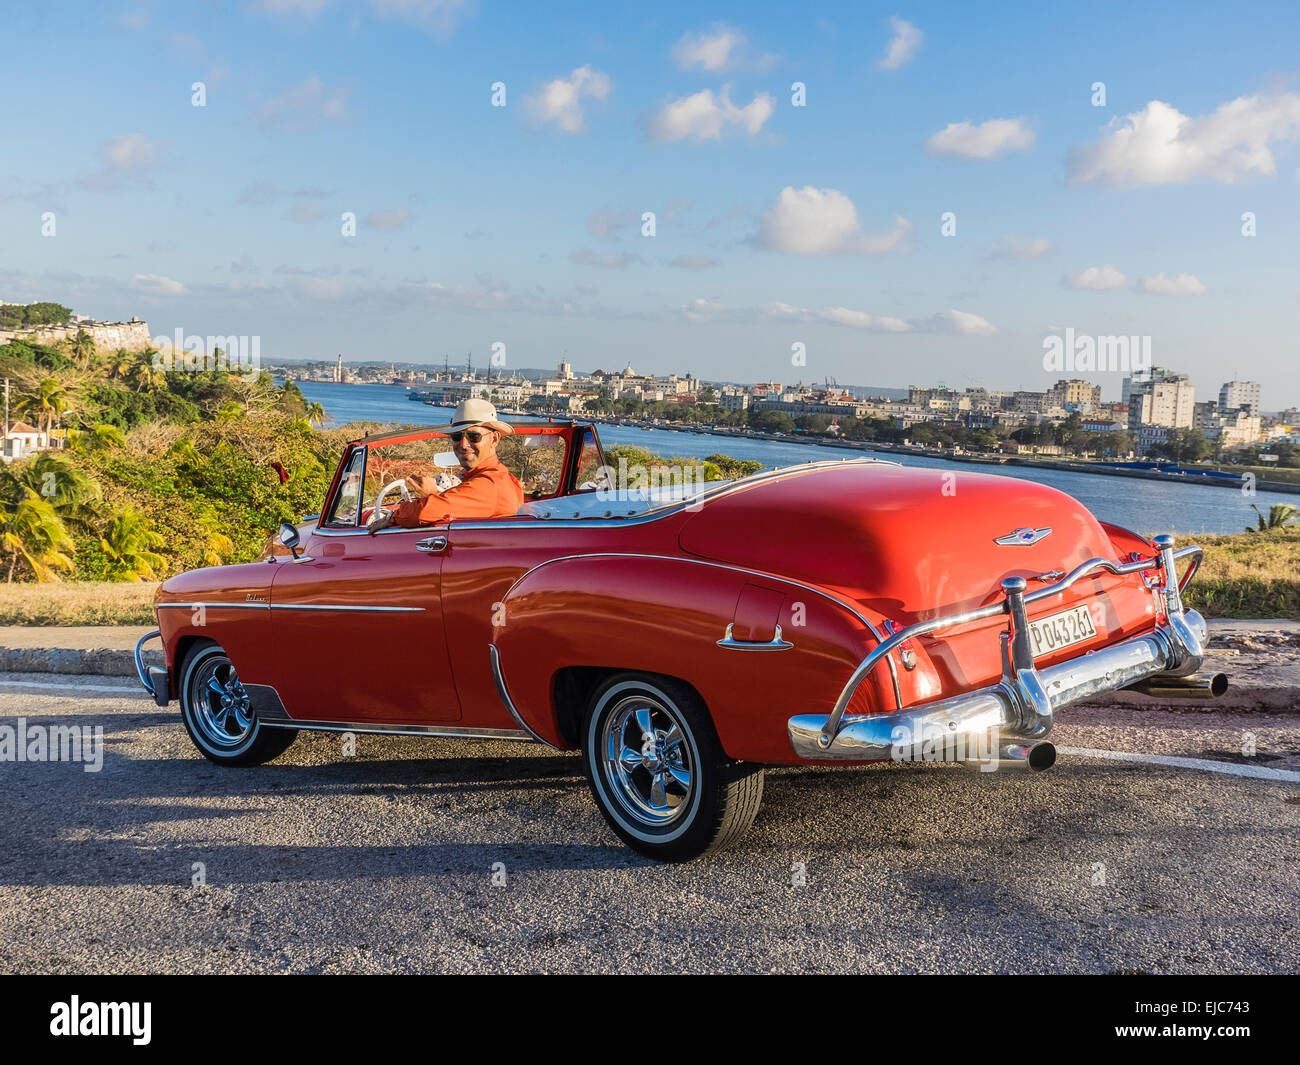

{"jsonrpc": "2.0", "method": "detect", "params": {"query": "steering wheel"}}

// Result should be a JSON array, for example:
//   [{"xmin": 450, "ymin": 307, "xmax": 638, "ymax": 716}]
[{"xmin": 371, "ymin": 478, "xmax": 411, "ymax": 523}]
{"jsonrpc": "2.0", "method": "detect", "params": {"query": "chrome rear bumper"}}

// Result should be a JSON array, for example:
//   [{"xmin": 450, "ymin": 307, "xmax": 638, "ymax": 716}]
[
  {"xmin": 788, "ymin": 534, "xmax": 1220, "ymax": 763},
  {"xmin": 135, "ymin": 629, "xmax": 170, "ymax": 707}
]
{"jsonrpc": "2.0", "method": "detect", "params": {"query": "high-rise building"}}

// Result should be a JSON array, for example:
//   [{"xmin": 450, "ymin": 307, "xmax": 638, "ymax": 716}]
[
  {"xmin": 1126, "ymin": 368, "xmax": 1194, "ymax": 431},
  {"xmin": 1219, "ymin": 379, "xmax": 1260, "ymax": 416},
  {"xmin": 1047, "ymin": 378, "xmax": 1102, "ymax": 413}
]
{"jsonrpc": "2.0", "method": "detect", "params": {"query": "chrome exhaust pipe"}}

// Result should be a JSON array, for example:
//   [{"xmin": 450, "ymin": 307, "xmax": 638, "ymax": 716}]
[
  {"xmin": 962, "ymin": 741, "xmax": 1057, "ymax": 773},
  {"xmin": 1125, "ymin": 671, "xmax": 1227, "ymax": 700}
]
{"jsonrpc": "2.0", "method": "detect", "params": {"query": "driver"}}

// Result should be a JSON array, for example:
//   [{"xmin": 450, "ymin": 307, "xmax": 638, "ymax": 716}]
[{"xmin": 368, "ymin": 399, "xmax": 524, "ymax": 531}]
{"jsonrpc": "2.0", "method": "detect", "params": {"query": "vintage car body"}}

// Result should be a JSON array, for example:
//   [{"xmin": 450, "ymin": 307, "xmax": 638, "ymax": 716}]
[{"xmin": 138, "ymin": 420, "xmax": 1225, "ymax": 860}]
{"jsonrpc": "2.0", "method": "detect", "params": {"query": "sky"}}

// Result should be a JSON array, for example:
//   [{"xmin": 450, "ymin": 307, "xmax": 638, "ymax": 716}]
[{"xmin": 2, "ymin": 0, "xmax": 1299, "ymax": 407}]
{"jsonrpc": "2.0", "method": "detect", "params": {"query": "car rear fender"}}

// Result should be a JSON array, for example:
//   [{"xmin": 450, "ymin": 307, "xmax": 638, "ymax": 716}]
[{"xmin": 490, "ymin": 553, "xmax": 890, "ymax": 761}]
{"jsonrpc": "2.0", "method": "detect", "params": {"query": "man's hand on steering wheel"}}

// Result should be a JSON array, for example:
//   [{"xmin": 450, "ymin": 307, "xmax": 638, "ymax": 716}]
[{"xmin": 406, "ymin": 475, "xmax": 440, "ymax": 498}]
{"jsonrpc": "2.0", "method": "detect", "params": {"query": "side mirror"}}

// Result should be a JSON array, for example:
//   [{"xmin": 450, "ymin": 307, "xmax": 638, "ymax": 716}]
[{"xmin": 277, "ymin": 521, "xmax": 302, "ymax": 559}]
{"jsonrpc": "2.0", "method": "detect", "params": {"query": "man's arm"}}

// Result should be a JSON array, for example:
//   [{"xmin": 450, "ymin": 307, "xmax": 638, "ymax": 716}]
[{"xmin": 392, "ymin": 471, "xmax": 501, "ymax": 525}]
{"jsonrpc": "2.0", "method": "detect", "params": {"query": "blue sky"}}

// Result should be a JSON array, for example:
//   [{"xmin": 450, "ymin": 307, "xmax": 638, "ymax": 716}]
[{"xmin": 3, "ymin": 0, "xmax": 1299, "ymax": 407}]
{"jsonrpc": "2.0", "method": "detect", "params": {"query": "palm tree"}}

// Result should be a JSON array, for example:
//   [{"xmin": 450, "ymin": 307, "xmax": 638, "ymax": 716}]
[
  {"xmin": 14, "ymin": 377, "xmax": 72, "ymax": 437},
  {"xmin": 66, "ymin": 423, "xmax": 126, "ymax": 455},
  {"xmin": 70, "ymin": 328, "xmax": 96, "ymax": 369},
  {"xmin": 129, "ymin": 351, "xmax": 163, "ymax": 393},
  {"xmin": 4, "ymin": 454, "xmax": 102, "ymax": 533},
  {"xmin": 305, "ymin": 401, "xmax": 327, "ymax": 427},
  {"xmin": 194, "ymin": 510, "xmax": 234, "ymax": 568},
  {"xmin": 98, "ymin": 508, "xmax": 165, "ymax": 581},
  {"xmin": 0, "ymin": 494, "xmax": 76, "ymax": 582},
  {"xmin": 1248, "ymin": 503, "xmax": 1300, "ymax": 532},
  {"xmin": 105, "ymin": 349, "xmax": 135, "ymax": 383}
]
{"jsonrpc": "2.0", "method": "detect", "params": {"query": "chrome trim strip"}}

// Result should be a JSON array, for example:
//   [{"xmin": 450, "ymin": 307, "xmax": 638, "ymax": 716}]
[
  {"xmin": 498, "ymin": 551, "xmax": 904, "ymax": 711},
  {"xmin": 261, "ymin": 718, "xmax": 535, "ymax": 741},
  {"xmin": 488, "ymin": 644, "xmax": 565, "ymax": 750},
  {"xmin": 269, "ymin": 603, "xmax": 425, "ymax": 613},
  {"xmin": 155, "ymin": 601, "xmax": 423, "ymax": 614},
  {"xmin": 156, "ymin": 601, "xmax": 268, "ymax": 610}
]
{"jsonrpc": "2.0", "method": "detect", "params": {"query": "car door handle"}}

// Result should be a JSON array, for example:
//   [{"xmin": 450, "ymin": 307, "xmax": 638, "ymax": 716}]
[
  {"xmin": 415, "ymin": 536, "xmax": 448, "ymax": 554},
  {"xmin": 716, "ymin": 623, "xmax": 793, "ymax": 651}
]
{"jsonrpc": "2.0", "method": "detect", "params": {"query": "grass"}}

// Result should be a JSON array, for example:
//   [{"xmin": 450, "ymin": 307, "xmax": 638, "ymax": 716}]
[
  {"xmin": 0, "ymin": 529, "xmax": 1296, "ymax": 626},
  {"xmin": 0, "ymin": 581, "xmax": 159, "ymax": 626},
  {"xmin": 1181, "ymin": 526, "xmax": 1300, "ymax": 620}
]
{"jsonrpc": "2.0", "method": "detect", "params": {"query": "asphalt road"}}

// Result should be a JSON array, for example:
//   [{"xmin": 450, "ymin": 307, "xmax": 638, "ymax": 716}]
[{"xmin": 1, "ymin": 671, "xmax": 1297, "ymax": 974}]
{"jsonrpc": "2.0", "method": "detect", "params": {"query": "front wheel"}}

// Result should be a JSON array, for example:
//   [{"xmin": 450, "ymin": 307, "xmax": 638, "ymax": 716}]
[
  {"xmin": 582, "ymin": 673, "xmax": 764, "ymax": 861},
  {"xmin": 178, "ymin": 642, "xmax": 297, "ymax": 766}
]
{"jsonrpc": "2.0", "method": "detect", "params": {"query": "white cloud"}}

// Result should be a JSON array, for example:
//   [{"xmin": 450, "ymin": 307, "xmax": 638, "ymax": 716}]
[
  {"xmin": 1063, "ymin": 265, "xmax": 1129, "ymax": 291},
  {"xmin": 758, "ymin": 303, "xmax": 994, "ymax": 334},
  {"xmin": 764, "ymin": 303, "xmax": 911, "ymax": 332},
  {"xmin": 1068, "ymin": 94, "xmax": 1300, "ymax": 186},
  {"xmin": 757, "ymin": 186, "xmax": 911, "ymax": 256},
  {"xmin": 76, "ymin": 134, "xmax": 168, "ymax": 190},
  {"xmin": 104, "ymin": 133, "xmax": 166, "ymax": 171},
  {"xmin": 524, "ymin": 65, "xmax": 611, "ymax": 135},
  {"xmin": 130, "ymin": 273, "xmax": 187, "ymax": 296},
  {"xmin": 1137, "ymin": 272, "xmax": 1208, "ymax": 296},
  {"xmin": 646, "ymin": 88, "xmax": 774, "ymax": 142},
  {"xmin": 672, "ymin": 26, "xmax": 742, "ymax": 71},
  {"xmin": 879, "ymin": 16, "xmax": 922, "ymax": 70},
  {"xmin": 670, "ymin": 25, "xmax": 777, "ymax": 72},
  {"xmin": 986, "ymin": 235, "xmax": 1052, "ymax": 260},
  {"xmin": 366, "ymin": 208, "xmax": 412, "ymax": 231},
  {"xmin": 256, "ymin": 76, "xmax": 353, "ymax": 132},
  {"xmin": 915, "ymin": 309, "xmax": 998, "ymax": 335},
  {"xmin": 925, "ymin": 118, "xmax": 1034, "ymax": 159}
]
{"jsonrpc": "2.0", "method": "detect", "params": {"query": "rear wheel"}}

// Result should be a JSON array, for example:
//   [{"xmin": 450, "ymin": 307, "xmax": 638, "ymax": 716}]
[
  {"xmin": 582, "ymin": 673, "xmax": 764, "ymax": 861},
  {"xmin": 178, "ymin": 642, "xmax": 297, "ymax": 766}
]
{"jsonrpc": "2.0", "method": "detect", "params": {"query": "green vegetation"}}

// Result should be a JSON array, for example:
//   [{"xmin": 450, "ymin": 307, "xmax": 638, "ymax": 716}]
[
  {"xmin": 1182, "ymin": 526, "xmax": 1300, "ymax": 620},
  {"xmin": 0, "ymin": 318, "xmax": 351, "ymax": 586},
  {"xmin": 0, "ymin": 301, "xmax": 72, "ymax": 331}
]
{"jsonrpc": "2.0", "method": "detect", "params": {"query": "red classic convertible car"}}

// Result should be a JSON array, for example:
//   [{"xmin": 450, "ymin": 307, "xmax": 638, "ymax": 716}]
[{"xmin": 138, "ymin": 420, "xmax": 1225, "ymax": 860}]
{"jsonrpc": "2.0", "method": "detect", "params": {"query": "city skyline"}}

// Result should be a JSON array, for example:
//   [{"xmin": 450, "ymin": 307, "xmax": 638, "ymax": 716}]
[{"xmin": 2, "ymin": 1, "xmax": 1298, "ymax": 407}]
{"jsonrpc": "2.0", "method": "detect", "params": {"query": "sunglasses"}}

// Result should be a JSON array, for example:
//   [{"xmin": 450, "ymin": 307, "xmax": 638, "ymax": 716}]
[{"xmin": 448, "ymin": 429, "xmax": 491, "ymax": 443}]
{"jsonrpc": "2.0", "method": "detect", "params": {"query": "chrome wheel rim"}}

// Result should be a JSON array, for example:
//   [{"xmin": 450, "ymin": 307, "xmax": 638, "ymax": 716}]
[
  {"xmin": 191, "ymin": 656, "xmax": 253, "ymax": 748},
  {"xmin": 600, "ymin": 694, "xmax": 694, "ymax": 827}
]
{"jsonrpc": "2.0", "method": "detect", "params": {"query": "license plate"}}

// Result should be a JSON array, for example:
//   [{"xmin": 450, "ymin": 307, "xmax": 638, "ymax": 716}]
[{"xmin": 1027, "ymin": 604, "xmax": 1097, "ymax": 658}]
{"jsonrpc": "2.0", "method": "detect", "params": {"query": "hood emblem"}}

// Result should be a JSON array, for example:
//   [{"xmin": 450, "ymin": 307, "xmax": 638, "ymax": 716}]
[{"xmin": 994, "ymin": 526, "xmax": 1052, "ymax": 546}]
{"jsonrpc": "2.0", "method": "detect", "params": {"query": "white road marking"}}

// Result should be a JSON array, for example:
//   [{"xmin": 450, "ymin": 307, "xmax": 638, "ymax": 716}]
[
  {"xmin": 0, "ymin": 679, "xmax": 141, "ymax": 694},
  {"xmin": 1059, "ymin": 746, "xmax": 1300, "ymax": 783}
]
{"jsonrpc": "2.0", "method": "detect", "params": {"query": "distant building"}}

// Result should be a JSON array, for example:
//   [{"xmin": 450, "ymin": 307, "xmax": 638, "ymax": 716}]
[
  {"xmin": 1126, "ymin": 368, "xmax": 1194, "ymax": 431},
  {"xmin": 1219, "ymin": 379, "xmax": 1260, "ymax": 416},
  {"xmin": 1047, "ymin": 378, "xmax": 1102, "ymax": 413},
  {"xmin": 2, "ymin": 421, "xmax": 47, "ymax": 463}
]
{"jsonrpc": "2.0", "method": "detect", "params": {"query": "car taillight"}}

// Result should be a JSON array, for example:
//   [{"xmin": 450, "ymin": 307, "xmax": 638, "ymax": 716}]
[{"xmin": 882, "ymin": 619, "xmax": 917, "ymax": 670}]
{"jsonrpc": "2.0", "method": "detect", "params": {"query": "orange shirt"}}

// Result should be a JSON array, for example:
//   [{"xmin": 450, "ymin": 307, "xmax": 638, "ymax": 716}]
[{"xmin": 393, "ymin": 456, "xmax": 523, "ymax": 526}]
